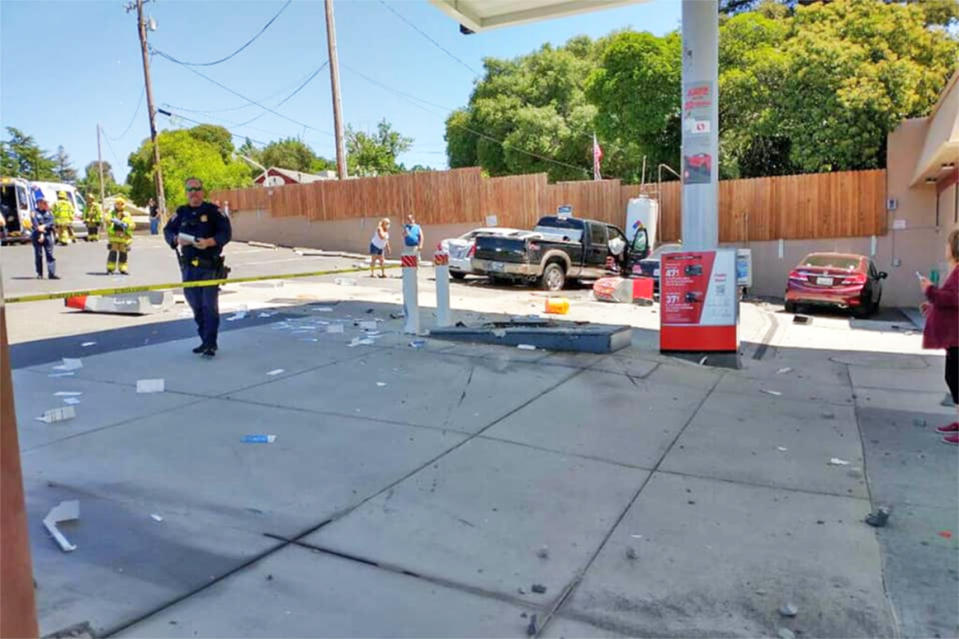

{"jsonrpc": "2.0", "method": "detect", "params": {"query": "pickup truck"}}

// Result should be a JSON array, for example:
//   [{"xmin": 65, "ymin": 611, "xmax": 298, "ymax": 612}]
[{"xmin": 471, "ymin": 215, "xmax": 650, "ymax": 291}]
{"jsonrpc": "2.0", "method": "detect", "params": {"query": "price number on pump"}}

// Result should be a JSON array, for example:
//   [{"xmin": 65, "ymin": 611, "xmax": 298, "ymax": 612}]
[{"xmin": 665, "ymin": 294, "xmax": 680, "ymax": 305}]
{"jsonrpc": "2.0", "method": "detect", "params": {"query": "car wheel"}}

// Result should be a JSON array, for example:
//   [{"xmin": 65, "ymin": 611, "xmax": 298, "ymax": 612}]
[
  {"xmin": 450, "ymin": 271, "xmax": 467, "ymax": 280},
  {"xmin": 540, "ymin": 262, "xmax": 566, "ymax": 291},
  {"xmin": 784, "ymin": 301, "xmax": 797, "ymax": 314}
]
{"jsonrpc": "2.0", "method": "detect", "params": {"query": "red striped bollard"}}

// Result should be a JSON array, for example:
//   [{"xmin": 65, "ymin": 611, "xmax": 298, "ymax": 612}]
[
  {"xmin": 434, "ymin": 250, "xmax": 451, "ymax": 327},
  {"xmin": 401, "ymin": 250, "xmax": 419, "ymax": 334}
]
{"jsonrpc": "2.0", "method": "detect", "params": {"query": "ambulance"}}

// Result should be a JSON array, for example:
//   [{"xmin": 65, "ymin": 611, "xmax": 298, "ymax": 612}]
[{"xmin": 0, "ymin": 176, "xmax": 34, "ymax": 243}]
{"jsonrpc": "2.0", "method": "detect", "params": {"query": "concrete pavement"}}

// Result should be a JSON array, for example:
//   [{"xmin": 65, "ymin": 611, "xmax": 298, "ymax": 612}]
[{"xmin": 10, "ymin": 290, "xmax": 957, "ymax": 638}]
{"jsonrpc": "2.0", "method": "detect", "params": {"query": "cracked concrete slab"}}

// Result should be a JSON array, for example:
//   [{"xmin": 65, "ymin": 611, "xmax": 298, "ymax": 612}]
[
  {"xmin": 306, "ymin": 437, "xmax": 648, "ymax": 604},
  {"xmin": 229, "ymin": 349, "xmax": 577, "ymax": 434},
  {"xmin": 116, "ymin": 544, "xmax": 536, "ymax": 638},
  {"xmin": 564, "ymin": 472, "xmax": 895, "ymax": 638},
  {"xmin": 484, "ymin": 370, "xmax": 706, "ymax": 469},
  {"xmin": 661, "ymin": 391, "xmax": 868, "ymax": 498}
]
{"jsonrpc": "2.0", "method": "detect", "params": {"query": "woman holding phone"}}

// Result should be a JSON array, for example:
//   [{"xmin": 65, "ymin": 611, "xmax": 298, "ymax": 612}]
[{"xmin": 920, "ymin": 229, "xmax": 959, "ymax": 445}]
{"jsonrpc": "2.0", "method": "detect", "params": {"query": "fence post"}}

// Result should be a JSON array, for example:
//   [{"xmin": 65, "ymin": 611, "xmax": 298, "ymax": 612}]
[
  {"xmin": 402, "ymin": 250, "xmax": 419, "ymax": 334},
  {"xmin": 434, "ymin": 250, "xmax": 451, "ymax": 327}
]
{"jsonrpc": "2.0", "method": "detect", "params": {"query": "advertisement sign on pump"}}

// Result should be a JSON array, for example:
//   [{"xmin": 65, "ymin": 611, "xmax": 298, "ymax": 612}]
[{"xmin": 660, "ymin": 249, "xmax": 738, "ymax": 352}]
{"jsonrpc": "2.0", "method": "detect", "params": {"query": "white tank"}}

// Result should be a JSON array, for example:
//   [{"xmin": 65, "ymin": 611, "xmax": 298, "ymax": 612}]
[{"xmin": 626, "ymin": 196, "xmax": 659, "ymax": 250}]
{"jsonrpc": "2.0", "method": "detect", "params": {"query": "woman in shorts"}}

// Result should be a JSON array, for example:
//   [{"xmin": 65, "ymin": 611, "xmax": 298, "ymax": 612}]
[{"xmin": 370, "ymin": 218, "xmax": 391, "ymax": 278}]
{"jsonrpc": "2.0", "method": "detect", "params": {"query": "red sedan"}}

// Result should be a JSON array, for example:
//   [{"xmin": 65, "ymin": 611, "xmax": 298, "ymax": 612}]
[{"xmin": 785, "ymin": 252, "xmax": 886, "ymax": 317}]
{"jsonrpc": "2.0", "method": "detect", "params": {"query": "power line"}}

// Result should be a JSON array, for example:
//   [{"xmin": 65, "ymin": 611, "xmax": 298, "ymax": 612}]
[
  {"xmin": 153, "ymin": 49, "xmax": 335, "ymax": 137},
  {"xmin": 234, "ymin": 61, "xmax": 327, "ymax": 127},
  {"xmin": 377, "ymin": 0, "xmax": 481, "ymax": 77},
  {"xmin": 152, "ymin": 0, "xmax": 292, "ymax": 67},
  {"xmin": 104, "ymin": 87, "xmax": 146, "ymax": 141},
  {"xmin": 156, "ymin": 109, "xmax": 269, "ymax": 146},
  {"xmin": 158, "ymin": 66, "xmax": 321, "ymax": 115}
]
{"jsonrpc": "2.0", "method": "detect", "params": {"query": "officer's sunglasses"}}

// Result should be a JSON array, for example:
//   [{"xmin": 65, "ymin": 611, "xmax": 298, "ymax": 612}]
[{"xmin": 186, "ymin": 186, "xmax": 203, "ymax": 192}]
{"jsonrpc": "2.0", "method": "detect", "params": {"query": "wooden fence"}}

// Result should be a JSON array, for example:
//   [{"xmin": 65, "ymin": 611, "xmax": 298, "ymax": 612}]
[{"xmin": 212, "ymin": 167, "xmax": 886, "ymax": 242}]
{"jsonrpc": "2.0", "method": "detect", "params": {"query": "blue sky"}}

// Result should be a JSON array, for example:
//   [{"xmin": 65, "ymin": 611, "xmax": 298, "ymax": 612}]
[{"xmin": 0, "ymin": 0, "xmax": 680, "ymax": 183}]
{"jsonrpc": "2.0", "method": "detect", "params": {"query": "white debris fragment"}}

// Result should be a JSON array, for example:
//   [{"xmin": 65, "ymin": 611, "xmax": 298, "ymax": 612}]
[
  {"xmin": 62, "ymin": 398, "xmax": 81, "ymax": 405},
  {"xmin": 777, "ymin": 446, "xmax": 788, "ymax": 452},
  {"xmin": 81, "ymin": 342, "xmax": 96, "ymax": 347},
  {"xmin": 376, "ymin": 382, "xmax": 387, "ymax": 387},
  {"xmin": 266, "ymin": 369, "xmax": 285, "ymax": 376},
  {"xmin": 150, "ymin": 514, "xmax": 164, "ymax": 522},
  {"xmin": 53, "ymin": 358, "xmax": 83, "ymax": 371},
  {"xmin": 258, "ymin": 312, "xmax": 277, "ymax": 318},
  {"xmin": 312, "ymin": 307, "xmax": 334, "ymax": 312},
  {"xmin": 43, "ymin": 500, "xmax": 79, "ymax": 552},
  {"xmin": 334, "ymin": 278, "xmax": 357, "ymax": 286},
  {"xmin": 517, "ymin": 344, "xmax": 536, "ymax": 351},
  {"xmin": 776, "ymin": 367, "xmax": 793, "ymax": 374},
  {"xmin": 54, "ymin": 392, "xmax": 82, "ymax": 397},
  {"xmin": 37, "ymin": 406, "xmax": 77, "ymax": 423},
  {"xmin": 226, "ymin": 311, "xmax": 248, "ymax": 321},
  {"xmin": 348, "ymin": 338, "xmax": 375, "ymax": 347},
  {"xmin": 828, "ymin": 457, "xmax": 851, "ymax": 466},
  {"xmin": 360, "ymin": 320, "xmax": 377, "ymax": 330},
  {"xmin": 136, "ymin": 379, "xmax": 165, "ymax": 394},
  {"xmin": 49, "ymin": 372, "xmax": 75, "ymax": 378},
  {"xmin": 327, "ymin": 324, "xmax": 345, "ymax": 334},
  {"xmin": 761, "ymin": 389, "xmax": 783, "ymax": 396}
]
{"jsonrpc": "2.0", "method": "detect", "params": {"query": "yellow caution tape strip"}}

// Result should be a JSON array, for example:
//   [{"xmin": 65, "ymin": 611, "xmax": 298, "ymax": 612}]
[{"xmin": 3, "ymin": 264, "xmax": 402, "ymax": 305}]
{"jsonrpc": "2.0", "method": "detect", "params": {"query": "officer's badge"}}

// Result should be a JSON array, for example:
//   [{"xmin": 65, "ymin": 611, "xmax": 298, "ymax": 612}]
[{"xmin": 201, "ymin": 215, "xmax": 208, "ymax": 222}]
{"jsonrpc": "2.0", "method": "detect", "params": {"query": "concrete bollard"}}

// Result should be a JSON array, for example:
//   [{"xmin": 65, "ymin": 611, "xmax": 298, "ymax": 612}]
[
  {"xmin": 434, "ymin": 250, "xmax": 452, "ymax": 327},
  {"xmin": 402, "ymin": 251, "xmax": 419, "ymax": 334}
]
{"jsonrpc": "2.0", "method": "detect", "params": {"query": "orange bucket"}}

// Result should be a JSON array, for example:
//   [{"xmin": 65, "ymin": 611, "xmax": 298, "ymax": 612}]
[{"xmin": 545, "ymin": 297, "xmax": 570, "ymax": 314}]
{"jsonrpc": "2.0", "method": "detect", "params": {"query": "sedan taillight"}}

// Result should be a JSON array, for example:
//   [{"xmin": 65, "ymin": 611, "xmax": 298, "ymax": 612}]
[
  {"xmin": 788, "ymin": 270, "xmax": 805, "ymax": 281},
  {"xmin": 844, "ymin": 273, "xmax": 867, "ymax": 285}
]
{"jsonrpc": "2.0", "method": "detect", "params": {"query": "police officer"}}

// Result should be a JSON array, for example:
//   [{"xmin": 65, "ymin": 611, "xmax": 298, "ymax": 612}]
[
  {"xmin": 31, "ymin": 196, "xmax": 58, "ymax": 279},
  {"xmin": 52, "ymin": 191, "xmax": 74, "ymax": 245},
  {"xmin": 106, "ymin": 197, "xmax": 134, "ymax": 274},
  {"xmin": 164, "ymin": 177, "xmax": 231, "ymax": 357},
  {"xmin": 84, "ymin": 194, "xmax": 103, "ymax": 241}
]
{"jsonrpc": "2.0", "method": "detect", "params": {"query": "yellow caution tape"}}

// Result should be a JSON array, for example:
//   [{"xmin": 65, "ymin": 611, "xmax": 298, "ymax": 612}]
[{"xmin": 3, "ymin": 264, "xmax": 402, "ymax": 305}]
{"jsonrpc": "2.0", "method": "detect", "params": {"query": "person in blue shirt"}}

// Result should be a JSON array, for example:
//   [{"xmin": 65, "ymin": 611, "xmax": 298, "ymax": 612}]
[
  {"xmin": 31, "ymin": 195, "xmax": 58, "ymax": 279},
  {"xmin": 163, "ymin": 177, "xmax": 232, "ymax": 358},
  {"xmin": 402, "ymin": 213, "xmax": 423, "ymax": 255}
]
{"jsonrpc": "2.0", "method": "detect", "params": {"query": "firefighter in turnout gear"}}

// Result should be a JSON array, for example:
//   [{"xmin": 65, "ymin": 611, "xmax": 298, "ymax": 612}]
[
  {"xmin": 84, "ymin": 194, "xmax": 103, "ymax": 241},
  {"xmin": 52, "ymin": 190, "xmax": 75, "ymax": 245},
  {"xmin": 106, "ymin": 197, "xmax": 134, "ymax": 274}
]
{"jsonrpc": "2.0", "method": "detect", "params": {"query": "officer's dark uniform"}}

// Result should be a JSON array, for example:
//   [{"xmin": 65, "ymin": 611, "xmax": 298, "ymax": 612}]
[
  {"xmin": 31, "ymin": 205, "xmax": 57, "ymax": 279},
  {"xmin": 164, "ymin": 201, "xmax": 231, "ymax": 355}
]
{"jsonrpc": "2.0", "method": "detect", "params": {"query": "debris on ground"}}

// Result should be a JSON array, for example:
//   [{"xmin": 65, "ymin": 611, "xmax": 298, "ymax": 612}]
[
  {"xmin": 49, "ymin": 372, "xmax": 76, "ymax": 378},
  {"xmin": 136, "ymin": 378, "xmax": 165, "ymax": 393},
  {"xmin": 625, "ymin": 546, "xmax": 638, "ymax": 560},
  {"xmin": 517, "ymin": 344, "xmax": 536, "ymax": 350},
  {"xmin": 777, "ymin": 446, "xmax": 788, "ymax": 452},
  {"xmin": 312, "ymin": 307, "xmax": 334, "ymax": 312},
  {"xmin": 698, "ymin": 356, "xmax": 708, "ymax": 366},
  {"xmin": 334, "ymin": 278, "xmax": 357, "ymax": 286},
  {"xmin": 761, "ymin": 389, "xmax": 783, "ymax": 397},
  {"xmin": 43, "ymin": 500, "xmax": 80, "ymax": 552},
  {"xmin": 821, "ymin": 411, "xmax": 835, "ymax": 419},
  {"xmin": 53, "ymin": 358, "xmax": 83, "ymax": 371},
  {"xmin": 327, "ymin": 324, "xmax": 345, "ymax": 334},
  {"xmin": 828, "ymin": 457, "xmax": 851, "ymax": 466},
  {"xmin": 777, "ymin": 367, "xmax": 793, "ymax": 374},
  {"xmin": 54, "ymin": 391, "xmax": 82, "ymax": 397},
  {"xmin": 409, "ymin": 340, "xmax": 426, "ymax": 348},
  {"xmin": 44, "ymin": 621, "xmax": 96, "ymax": 639},
  {"xmin": 266, "ymin": 369, "xmax": 285, "ymax": 376},
  {"xmin": 258, "ymin": 312, "xmax": 277, "ymax": 318},
  {"xmin": 81, "ymin": 342, "xmax": 96, "ymax": 347},
  {"xmin": 377, "ymin": 382, "xmax": 387, "ymax": 387},
  {"xmin": 938, "ymin": 530, "xmax": 953, "ymax": 539},
  {"xmin": 390, "ymin": 312, "xmax": 404, "ymax": 319},
  {"xmin": 62, "ymin": 398, "xmax": 81, "ymax": 405},
  {"xmin": 226, "ymin": 310, "xmax": 247, "ymax": 321},
  {"xmin": 266, "ymin": 574, "xmax": 274, "ymax": 581},
  {"xmin": 531, "ymin": 584, "xmax": 547, "ymax": 594},
  {"xmin": 526, "ymin": 613, "xmax": 538, "ymax": 637},
  {"xmin": 793, "ymin": 314, "xmax": 811, "ymax": 325},
  {"xmin": 150, "ymin": 513, "xmax": 164, "ymax": 522},
  {"xmin": 912, "ymin": 418, "xmax": 927, "ymax": 428},
  {"xmin": 348, "ymin": 337, "xmax": 375, "ymax": 347},
  {"xmin": 37, "ymin": 406, "xmax": 77, "ymax": 424},
  {"xmin": 778, "ymin": 603, "xmax": 798, "ymax": 617},
  {"xmin": 778, "ymin": 628, "xmax": 796, "ymax": 639},
  {"xmin": 536, "ymin": 545, "xmax": 549, "ymax": 559},
  {"xmin": 865, "ymin": 507, "xmax": 890, "ymax": 528},
  {"xmin": 360, "ymin": 320, "xmax": 377, "ymax": 330},
  {"xmin": 242, "ymin": 434, "xmax": 276, "ymax": 443}
]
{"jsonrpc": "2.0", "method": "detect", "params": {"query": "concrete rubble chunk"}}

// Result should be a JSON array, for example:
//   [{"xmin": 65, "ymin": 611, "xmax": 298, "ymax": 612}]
[
  {"xmin": 779, "ymin": 602, "xmax": 798, "ymax": 617},
  {"xmin": 778, "ymin": 628, "xmax": 796, "ymax": 639},
  {"xmin": 43, "ymin": 500, "xmax": 80, "ymax": 552}
]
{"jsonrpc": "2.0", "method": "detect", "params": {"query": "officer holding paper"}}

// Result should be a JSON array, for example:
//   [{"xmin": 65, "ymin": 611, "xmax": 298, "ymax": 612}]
[{"xmin": 164, "ymin": 177, "xmax": 231, "ymax": 358}]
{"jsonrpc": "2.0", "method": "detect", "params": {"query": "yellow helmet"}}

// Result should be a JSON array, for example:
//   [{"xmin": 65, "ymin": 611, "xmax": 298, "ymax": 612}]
[
  {"xmin": 57, "ymin": 190, "xmax": 68, "ymax": 200},
  {"xmin": 115, "ymin": 197, "xmax": 126, "ymax": 208}
]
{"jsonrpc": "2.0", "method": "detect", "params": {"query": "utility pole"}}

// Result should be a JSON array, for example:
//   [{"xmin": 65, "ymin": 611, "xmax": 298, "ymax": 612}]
[
  {"xmin": 96, "ymin": 124, "xmax": 106, "ymax": 204},
  {"xmin": 131, "ymin": 0, "xmax": 167, "ymax": 218},
  {"xmin": 324, "ymin": 0, "xmax": 348, "ymax": 179}
]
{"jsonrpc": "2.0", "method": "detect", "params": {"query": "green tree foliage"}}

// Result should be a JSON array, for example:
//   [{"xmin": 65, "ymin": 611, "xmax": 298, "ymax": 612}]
[
  {"xmin": 722, "ymin": 0, "xmax": 959, "ymax": 26},
  {"xmin": 78, "ymin": 161, "xmax": 117, "ymax": 197},
  {"xmin": 188, "ymin": 124, "xmax": 235, "ymax": 162},
  {"xmin": 54, "ymin": 145, "xmax": 78, "ymax": 183},
  {"xmin": 1, "ymin": 127, "xmax": 57, "ymax": 180},
  {"xmin": 126, "ymin": 126, "xmax": 251, "ymax": 209},
  {"xmin": 260, "ymin": 137, "xmax": 320, "ymax": 172},
  {"xmin": 346, "ymin": 119, "xmax": 413, "ymax": 177}
]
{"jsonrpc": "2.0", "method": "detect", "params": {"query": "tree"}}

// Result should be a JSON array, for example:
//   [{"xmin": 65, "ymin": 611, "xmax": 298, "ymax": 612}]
[
  {"xmin": 259, "ymin": 138, "xmax": 318, "ymax": 172},
  {"xmin": 187, "ymin": 124, "xmax": 235, "ymax": 162},
  {"xmin": 445, "ymin": 37, "xmax": 607, "ymax": 181},
  {"xmin": 1, "ymin": 127, "xmax": 56, "ymax": 180},
  {"xmin": 54, "ymin": 145, "xmax": 78, "ymax": 183},
  {"xmin": 722, "ymin": 0, "xmax": 959, "ymax": 26},
  {"xmin": 126, "ymin": 126, "xmax": 251, "ymax": 209},
  {"xmin": 78, "ymin": 161, "xmax": 117, "ymax": 198},
  {"xmin": 346, "ymin": 119, "xmax": 413, "ymax": 177}
]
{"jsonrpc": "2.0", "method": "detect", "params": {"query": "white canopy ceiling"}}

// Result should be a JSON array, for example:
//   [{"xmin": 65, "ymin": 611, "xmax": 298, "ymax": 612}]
[{"xmin": 429, "ymin": 0, "xmax": 648, "ymax": 32}]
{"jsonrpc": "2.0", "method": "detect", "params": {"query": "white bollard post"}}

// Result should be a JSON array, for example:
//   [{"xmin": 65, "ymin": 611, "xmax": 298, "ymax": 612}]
[
  {"xmin": 434, "ymin": 250, "xmax": 451, "ymax": 327},
  {"xmin": 402, "ymin": 250, "xmax": 420, "ymax": 334}
]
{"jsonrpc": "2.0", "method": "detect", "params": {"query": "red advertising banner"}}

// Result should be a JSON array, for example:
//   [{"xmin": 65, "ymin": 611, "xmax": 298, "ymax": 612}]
[{"xmin": 660, "ymin": 250, "xmax": 738, "ymax": 352}]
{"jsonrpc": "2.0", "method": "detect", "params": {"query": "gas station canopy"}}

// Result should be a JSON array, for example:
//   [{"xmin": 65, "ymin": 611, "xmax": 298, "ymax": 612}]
[{"xmin": 429, "ymin": 0, "xmax": 648, "ymax": 32}]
